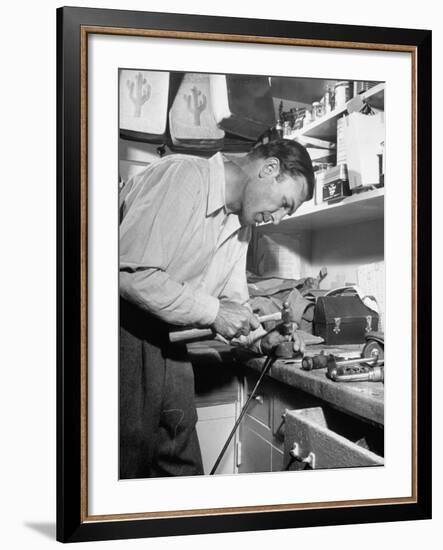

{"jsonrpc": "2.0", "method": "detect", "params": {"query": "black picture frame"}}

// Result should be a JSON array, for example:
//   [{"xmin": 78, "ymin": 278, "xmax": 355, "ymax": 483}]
[{"xmin": 57, "ymin": 6, "xmax": 432, "ymax": 543}]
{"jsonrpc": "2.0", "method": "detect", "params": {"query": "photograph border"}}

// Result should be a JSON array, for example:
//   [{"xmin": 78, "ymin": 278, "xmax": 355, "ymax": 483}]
[{"xmin": 57, "ymin": 6, "xmax": 432, "ymax": 542}]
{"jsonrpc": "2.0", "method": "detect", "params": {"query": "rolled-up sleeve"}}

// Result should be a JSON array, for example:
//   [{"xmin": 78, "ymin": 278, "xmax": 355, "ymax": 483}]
[{"xmin": 119, "ymin": 160, "xmax": 219, "ymax": 327}]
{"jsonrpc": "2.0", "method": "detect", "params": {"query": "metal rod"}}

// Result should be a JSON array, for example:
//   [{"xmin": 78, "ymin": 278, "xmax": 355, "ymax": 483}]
[{"xmin": 209, "ymin": 354, "xmax": 276, "ymax": 475}]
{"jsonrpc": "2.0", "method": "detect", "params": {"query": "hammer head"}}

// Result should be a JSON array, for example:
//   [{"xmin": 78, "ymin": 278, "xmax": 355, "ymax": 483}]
[
  {"xmin": 274, "ymin": 340, "xmax": 303, "ymax": 359},
  {"xmin": 281, "ymin": 302, "xmax": 295, "ymax": 336}
]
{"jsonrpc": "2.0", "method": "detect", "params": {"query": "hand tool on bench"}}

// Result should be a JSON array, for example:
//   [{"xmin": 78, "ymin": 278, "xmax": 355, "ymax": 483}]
[
  {"xmin": 361, "ymin": 331, "xmax": 384, "ymax": 361},
  {"xmin": 300, "ymin": 332, "xmax": 384, "ymax": 382},
  {"xmin": 301, "ymin": 331, "xmax": 384, "ymax": 371},
  {"xmin": 302, "ymin": 353, "xmax": 383, "ymax": 371},
  {"xmin": 301, "ymin": 353, "xmax": 384, "ymax": 382},
  {"xmin": 327, "ymin": 363, "xmax": 384, "ymax": 382}
]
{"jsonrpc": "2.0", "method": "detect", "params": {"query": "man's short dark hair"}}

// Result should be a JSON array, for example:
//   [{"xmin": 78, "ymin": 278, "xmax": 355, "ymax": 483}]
[{"xmin": 248, "ymin": 139, "xmax": 315, "ymax": 201}]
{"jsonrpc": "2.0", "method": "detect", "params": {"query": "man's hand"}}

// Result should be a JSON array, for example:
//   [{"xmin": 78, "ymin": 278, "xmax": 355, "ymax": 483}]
[
  {"xmin": 212, "ymin": 301, "xmax": 261, "ymax": 340},
  {"xmin": 260, "ymin": 328, "xmax": 306, "ymax": 356}
]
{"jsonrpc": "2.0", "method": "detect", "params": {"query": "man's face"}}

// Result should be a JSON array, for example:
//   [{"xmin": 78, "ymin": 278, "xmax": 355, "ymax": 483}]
[{"xmin": 240, "ymin": 157, "xmax": 309, "ymax": 226}]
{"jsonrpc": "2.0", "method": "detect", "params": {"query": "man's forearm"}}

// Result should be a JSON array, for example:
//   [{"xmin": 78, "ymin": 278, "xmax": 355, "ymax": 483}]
[{"xmin": 120, "ymin": 268, "xmax": 219, "ymax": 327}]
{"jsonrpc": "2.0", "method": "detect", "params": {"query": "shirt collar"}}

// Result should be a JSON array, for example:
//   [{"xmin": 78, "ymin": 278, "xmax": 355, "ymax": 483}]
[
  {"xmin": 207, "ymin": 152, "xmax": 243, "ymax": 238},
  {"xmin": 207, "ymin": 152, "xmax": 228, "ymax": 216}
]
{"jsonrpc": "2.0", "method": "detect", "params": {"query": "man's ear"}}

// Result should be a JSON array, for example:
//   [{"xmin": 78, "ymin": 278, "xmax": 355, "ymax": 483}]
[{"xmin": 259, "ymin": 157, "xmax": 280, "ymax": 179}]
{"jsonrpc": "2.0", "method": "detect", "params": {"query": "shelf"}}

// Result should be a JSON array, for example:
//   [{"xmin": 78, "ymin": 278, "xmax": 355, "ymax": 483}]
[
  {"xmin": 257, "ymin": 188, "xmax": 384, "ymax": 233},
  {"xmin": 292, "ymin": 82, "xmax": 385, "ymax": 143}
]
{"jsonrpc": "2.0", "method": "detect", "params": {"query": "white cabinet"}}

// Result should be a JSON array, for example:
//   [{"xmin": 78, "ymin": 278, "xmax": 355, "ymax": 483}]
[{"xmin": 196, "ymin": 403, "xmax": 239, "ymax": 475}]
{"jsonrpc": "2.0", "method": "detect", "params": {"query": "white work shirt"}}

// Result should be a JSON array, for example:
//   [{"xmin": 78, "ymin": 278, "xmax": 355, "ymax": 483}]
[{"xmin": 119, "ymin": 152, "xmax": 251, "ymax": 328}]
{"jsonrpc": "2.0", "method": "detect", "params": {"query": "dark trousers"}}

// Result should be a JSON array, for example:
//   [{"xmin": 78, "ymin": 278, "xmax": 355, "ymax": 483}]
[{"xmin": 119, "ymin": 299, "xmax": 203, "ymax": 478}]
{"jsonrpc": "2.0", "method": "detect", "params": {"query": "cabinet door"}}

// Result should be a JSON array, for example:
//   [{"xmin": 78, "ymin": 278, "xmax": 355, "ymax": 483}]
[
  {"xmin": 238, "ymin": 424, "xmax": 272, "ymax": 473},
  {"xmin": 196, "ymin": 403, "xmax": 238, "ymax": 475},
  {"xmin": 271, "ymin": 446, "xmax": 285, "ymax": 472},
  {"xmin": 244, "ymin": 373, "xmax": 272, "ymax": 430}
]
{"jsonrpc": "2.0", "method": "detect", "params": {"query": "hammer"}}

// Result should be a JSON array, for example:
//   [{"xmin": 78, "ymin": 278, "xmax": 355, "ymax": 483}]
[{"xmin": 169, "ymin": 311, "xmax": 284, "ymax": 343}]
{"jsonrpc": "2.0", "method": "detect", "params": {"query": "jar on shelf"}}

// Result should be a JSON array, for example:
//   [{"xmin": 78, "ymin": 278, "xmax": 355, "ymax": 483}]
[
  {"xmin": 334, "ymin": 81, "xmax": 352, "ymax": 107},
  {"xmin": 283, "ymin": 120, "xmax": 291, "ymax": 138},
  {"xmin": 324, "ymin": 87, "xmax": 334, "ymax": 113},
  {"xmin": 275, "ymin": 119, "xmax": 283, "ymax": 138},
  {"xmin": 312, "ymin": 101, "xmax": 325, "ymax": 120},
  {"xmin": 303, "ymin": 109, "xmax": 313, "ymax": 127},
  {"xmin": 354, "ymin": 81, "xmax": 373, "ymax": 95}
]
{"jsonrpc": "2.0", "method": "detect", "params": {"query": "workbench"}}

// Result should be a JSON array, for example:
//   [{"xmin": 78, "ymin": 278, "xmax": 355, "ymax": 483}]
[
  {"xmin": 188, "ymin": 341, "xmax": 384, "ymax": 474},
  {"xmin": 242, "ymin": 347, "xmax": 384, "ymax": 426}
]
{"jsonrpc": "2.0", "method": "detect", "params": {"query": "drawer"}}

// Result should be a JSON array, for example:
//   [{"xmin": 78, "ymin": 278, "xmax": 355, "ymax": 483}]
[
  {"xmin": 238, "ymin": 424, "xmax": 272, "ymax": 473},
  {"xmin": 283, "ymin": 407, "xmax": 384, "ymax": 470},
  {"xmin": 272, "ymin": 384, "xmax": 319, "ymax": 443},
  {"xmin": 271, "ymin": 446, "xmax": 284, "ymax": 472},
  {"xmin": 244, "ymin": 373, "xmax": 272, "ymax": 430}
]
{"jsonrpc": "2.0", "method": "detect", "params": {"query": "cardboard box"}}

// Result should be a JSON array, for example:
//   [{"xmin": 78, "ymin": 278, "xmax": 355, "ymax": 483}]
[{"xmin": 337, "ymin": 112, "xmax": 385, "ymax": 189}]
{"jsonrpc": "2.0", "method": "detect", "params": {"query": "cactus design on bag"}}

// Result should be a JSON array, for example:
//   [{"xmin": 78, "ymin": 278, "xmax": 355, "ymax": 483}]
[
  {"xmin": 184, "ymin": 86, "xmax": 207, "ymax": 126},
  {"xmin": 126, "ymin": 73, "xmax": 151, "ymax": 118}
]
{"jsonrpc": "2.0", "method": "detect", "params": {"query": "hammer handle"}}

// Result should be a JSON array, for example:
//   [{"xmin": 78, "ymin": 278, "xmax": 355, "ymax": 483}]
[{"xmin": 169, "ymin": 312, "xmax": 282, "ymax": 343}]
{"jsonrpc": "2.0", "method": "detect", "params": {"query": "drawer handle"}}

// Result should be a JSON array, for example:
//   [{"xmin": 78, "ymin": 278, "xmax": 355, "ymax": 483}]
[
  {"xmin": 252, "ymin": 394, "xmax": 264, "ymax": 405},
  {"xmin": 289, "ymin": 442, "xmax": 316, "ymax": 469},
  {"xmin": 273, "ymin": 409, "xmax": 288, "ymax": 436}
]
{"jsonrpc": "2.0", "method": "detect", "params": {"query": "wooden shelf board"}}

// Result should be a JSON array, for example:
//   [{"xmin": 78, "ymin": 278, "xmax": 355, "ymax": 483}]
[
  {"xmin": 257, "ymin": 188, "xmax": 384, "ymax": 233},
  {"xmin": 292, "ymin": 83, "xmax": 385, "ymax": 143}
]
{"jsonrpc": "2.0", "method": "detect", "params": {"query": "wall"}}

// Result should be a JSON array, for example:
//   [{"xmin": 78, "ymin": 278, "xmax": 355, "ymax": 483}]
[
  {"xmin": 250, "ymin": 217, "xmax": 385, "ymax": 327},
  {"xmin": 0, "ymin": 2, "xmax": 439, "ymax": 550},
  {"xmin": 251, "ymin": 219, "xmax": 383, "ymax": 285},
  {"xmin": 310, "ymin": 219, "xmax": 384, "ymax": 287},
  {"xmin": 119, "ymin": 138, "xmax": 167, "ymax": 181},
  {"xmin": 248, "ymin": 226, "xmax": 313, "ymax": 278}
]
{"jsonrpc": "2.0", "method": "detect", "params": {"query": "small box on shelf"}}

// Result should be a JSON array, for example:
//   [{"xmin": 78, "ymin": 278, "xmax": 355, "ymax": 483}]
[
  {"xmin": 337, "ymin": 112, "xmax": 385, "ymax": 189},
  {"xmin": 316, "ymin": 164, "xmax": 351, "ymax": 204}
]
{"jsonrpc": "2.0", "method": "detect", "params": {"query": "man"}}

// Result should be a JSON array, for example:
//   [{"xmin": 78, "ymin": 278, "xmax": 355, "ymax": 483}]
[{"xmin": 119, "ymin": 139, "xmax": 314, "ymax": 478}]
